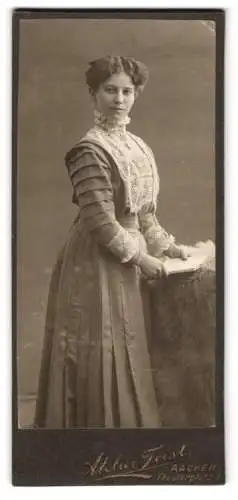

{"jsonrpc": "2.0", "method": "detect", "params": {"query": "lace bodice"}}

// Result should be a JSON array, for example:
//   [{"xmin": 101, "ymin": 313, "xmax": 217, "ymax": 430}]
[{"xmin": 80, "ymin": 123, "xmax": 159, "ymax": 215}]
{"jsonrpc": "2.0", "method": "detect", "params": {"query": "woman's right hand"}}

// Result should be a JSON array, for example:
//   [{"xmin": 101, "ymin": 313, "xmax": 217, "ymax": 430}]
[{"xmin": 138, "ymin": 253, "xmax": 165, "ymax": 279}]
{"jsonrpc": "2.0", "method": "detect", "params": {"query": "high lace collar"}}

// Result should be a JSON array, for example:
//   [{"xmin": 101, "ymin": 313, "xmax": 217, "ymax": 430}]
[{"xmin": 93, "ymin": 110, "xmax": 131, "ymax": 134}]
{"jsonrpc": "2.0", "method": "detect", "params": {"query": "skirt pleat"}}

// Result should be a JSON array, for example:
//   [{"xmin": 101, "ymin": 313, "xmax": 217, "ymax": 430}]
[{"xmin": 34, "ymin": 222, "xmax": 161, "ymax": 428}]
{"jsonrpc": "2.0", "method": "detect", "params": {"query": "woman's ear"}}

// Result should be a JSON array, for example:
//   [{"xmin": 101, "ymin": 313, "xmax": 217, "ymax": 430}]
[{"xmin": 134, "ymin": 86, "xmax": 143, "ymax": 99}]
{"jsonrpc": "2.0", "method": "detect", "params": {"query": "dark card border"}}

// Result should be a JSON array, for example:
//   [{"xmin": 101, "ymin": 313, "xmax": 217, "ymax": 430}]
[{"xmin": 12, "ymin": 8, "xmax": 225, "ymax": 486}]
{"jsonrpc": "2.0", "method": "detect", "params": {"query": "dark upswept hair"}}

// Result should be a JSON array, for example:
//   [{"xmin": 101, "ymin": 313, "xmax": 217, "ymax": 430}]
[{"xmin": 85, "ymin": 55, "xmax": 149, "ymax": 94}]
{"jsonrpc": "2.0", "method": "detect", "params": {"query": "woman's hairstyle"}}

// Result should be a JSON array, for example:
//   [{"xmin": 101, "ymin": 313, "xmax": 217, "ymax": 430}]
[{"xmin": 85, "ymin": 55, "xmax": 149, "ymax": 94}]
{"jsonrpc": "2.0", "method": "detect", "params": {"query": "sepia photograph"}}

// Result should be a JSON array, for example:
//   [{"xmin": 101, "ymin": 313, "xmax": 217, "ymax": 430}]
[{"xmin": 13, "ymin": 9, "xmax": 224, "ymax": 485}]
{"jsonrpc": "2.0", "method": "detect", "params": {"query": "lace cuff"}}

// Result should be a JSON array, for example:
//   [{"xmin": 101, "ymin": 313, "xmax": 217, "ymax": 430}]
[
  {"xmin": 144, "ymin": 225, "xmax": 175, "ymax": 257},
  {"xmin": 105, "ymin": 226, "xmax": 141, "ymax": 263}
]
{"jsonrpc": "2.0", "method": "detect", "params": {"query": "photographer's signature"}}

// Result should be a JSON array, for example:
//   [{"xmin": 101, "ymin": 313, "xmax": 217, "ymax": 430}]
[{"xmin": 84, "ymin": 444, "xmax": 189, "ymax": 481}]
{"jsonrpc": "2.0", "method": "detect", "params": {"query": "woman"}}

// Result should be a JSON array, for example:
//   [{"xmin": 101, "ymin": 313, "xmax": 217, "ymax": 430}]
[{"xmin": 34, "ymin": 55, "xmax": 191, "ymax": 429}]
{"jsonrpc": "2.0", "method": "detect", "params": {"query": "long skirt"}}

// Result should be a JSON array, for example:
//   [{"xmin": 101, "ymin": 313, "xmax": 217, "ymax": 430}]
[
  {"xmin": 34, "ymin": 219, "xmax": 216, "ymax": 429},
  {"xmin": 34, "ymin": 218, "xmax": 161, "ymax": 428}
]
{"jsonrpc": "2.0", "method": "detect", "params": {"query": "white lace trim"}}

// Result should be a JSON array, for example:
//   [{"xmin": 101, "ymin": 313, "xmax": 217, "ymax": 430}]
[
  {"xmin": 127, "ymin": 132, "xmax": 159, "ymax": 208},
  {"xmin": 94, "ymin": 110, "xmax": 131, "ymax": 132},
  {"xmin": 144, "ymin": 226, "xmax": 175, "ymax": 257},
  {"xmin": 106, "ymin": 226, "xmax": 140, "ymax": 263},
  {"xmin": 80, "ymin": 127, "xmax": 159, "ymax": 213}
]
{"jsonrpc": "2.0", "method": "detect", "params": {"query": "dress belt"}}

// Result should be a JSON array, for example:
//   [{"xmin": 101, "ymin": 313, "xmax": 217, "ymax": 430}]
[
  {"xmin": 117, "ymin": 214, "xmax": 139, "ymax": 230},
  {"xmin": 73, "ymin": 210, "xmax": 140, "ymax": 231}
]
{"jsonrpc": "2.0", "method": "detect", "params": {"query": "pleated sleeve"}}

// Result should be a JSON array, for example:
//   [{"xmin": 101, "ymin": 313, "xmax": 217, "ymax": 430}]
[{"xmin": 65, "ymin": 143, "xmax": 140, "ymax": 263}]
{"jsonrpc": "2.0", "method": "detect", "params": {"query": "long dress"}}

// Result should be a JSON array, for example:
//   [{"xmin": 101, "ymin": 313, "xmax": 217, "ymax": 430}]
[{"xmin": 34, "ymin": 119, "xmax": 176, "ymax": 428}]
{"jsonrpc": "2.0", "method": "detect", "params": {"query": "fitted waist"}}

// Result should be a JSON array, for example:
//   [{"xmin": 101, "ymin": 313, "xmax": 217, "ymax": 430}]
[
  {"xmin": 73, "ymin": 210, "xmax": 147, "ymax": 253},
  {"xmin": 117, "ymin": 214, "xmax": 140, "ymax": 230},
  {"xmin": 73, "ymin": 211, "xmax": 140, "ymax": 230}
]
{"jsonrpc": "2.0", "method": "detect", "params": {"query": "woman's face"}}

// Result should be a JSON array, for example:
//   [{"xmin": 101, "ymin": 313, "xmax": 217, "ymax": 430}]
[{"xmin": 93, "ymin": 72, "xmax": 136, "ymax": 119}]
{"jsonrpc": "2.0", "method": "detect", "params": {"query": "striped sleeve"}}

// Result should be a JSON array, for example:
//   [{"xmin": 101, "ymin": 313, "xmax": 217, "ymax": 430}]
[{"xmin": 65, "ymin": 144, "xmax": 140, "ymax": 263}]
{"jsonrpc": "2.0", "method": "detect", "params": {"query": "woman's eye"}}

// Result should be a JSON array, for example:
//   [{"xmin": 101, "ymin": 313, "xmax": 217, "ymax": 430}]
[
  {"xmin": 105, "ymin": 87, "xmax": 115, "ymax": 93},
  {"xmin": 123, "ymin": 89, "xmax": 132, "ymax": 96}
]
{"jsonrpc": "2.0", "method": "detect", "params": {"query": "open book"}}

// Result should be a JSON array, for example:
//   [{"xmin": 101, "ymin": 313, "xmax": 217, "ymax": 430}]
[{"xmin": 162, "ymin": 240, "xmax": 215, "ymax": 276}]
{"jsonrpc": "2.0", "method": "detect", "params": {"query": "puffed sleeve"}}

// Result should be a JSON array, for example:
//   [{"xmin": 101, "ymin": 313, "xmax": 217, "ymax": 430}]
[
  {"xmin": 139, "ymin": 211, "xmax": 175, "ymax": 258},
  {"xmin": 65, "ymin": 143, "xmax": 141, "ymax": 264}
]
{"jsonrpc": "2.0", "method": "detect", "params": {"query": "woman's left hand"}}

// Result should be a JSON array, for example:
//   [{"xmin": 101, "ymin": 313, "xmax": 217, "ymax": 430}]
[{"xmin": 165, "ymin": 244, "xmax": 190, "ymax": 260}]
